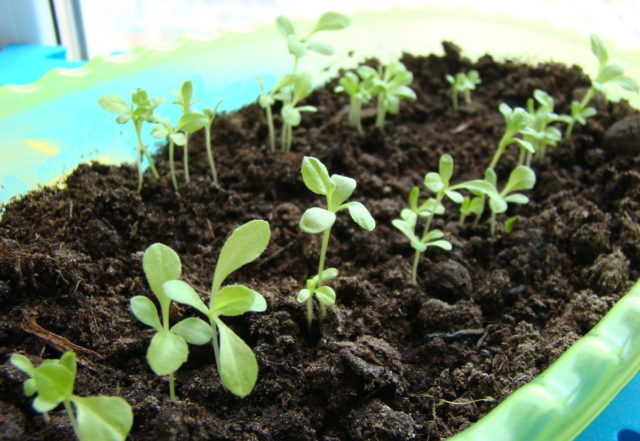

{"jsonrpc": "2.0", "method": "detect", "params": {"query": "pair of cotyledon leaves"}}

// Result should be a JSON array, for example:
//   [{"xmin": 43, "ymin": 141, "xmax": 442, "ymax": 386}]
[
  {"xmin": 131, "ymin": 220, "xmax": 270, "ymax": 398},
  {"xmin": 11, "ymin": 352, "xmax": 133, "ymax": 441},
  {"xmin": 276, "ymin": 12, "xmax": 350, "ymax": 59},
  {"xmin": 299, "ymin": 156, "xmax": 376, "ymax": 234}
]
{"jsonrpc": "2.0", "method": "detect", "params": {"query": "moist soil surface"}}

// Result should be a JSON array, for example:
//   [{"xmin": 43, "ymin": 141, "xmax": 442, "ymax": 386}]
[{"xmin": 1, "ymin": 42, "xmax": 640, "ymax": 441}]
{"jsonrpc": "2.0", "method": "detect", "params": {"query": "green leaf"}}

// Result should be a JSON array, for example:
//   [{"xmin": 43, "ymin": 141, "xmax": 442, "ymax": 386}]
[
  {"xmin": 59, "ymin": 352, "xmax": 77, "ymax": 379},
  {"xmin": 408, "ymin": 186, "xmax": 420, "ymax": 211},
  {"xmin": 150, "ymin": 124, "xmax": 169, "ymax": 139},
  {"xmin": 24, "ymin": 379, "xmax": 37, "ymax": 396},
  {"xmin": 504, "ymin": 193, "xmax": 529, "ymax": 204},
  {"xmin": 296, "ymin": 289, "xmax": 311, "ymax": 303},
  {"xmin": 330, "ymin": 174, "xmax": 356, "ymax": 209},
  {"xmin": 171, "ymin": 318, "xmax": 213, "ymax": 345},
  {"xmin": 212, "ymin": 220, "xmax": 271, "ymax": 295},
  {"xmin": 301, "ymin": 156, "xmax": 335, "ymax": 195},
  {"xmin": 300, "ymin": 207, "xmax": 336, "ymax": 233},
  {"xmin": 445, "ymin": 189, "xmax": 464, "ymax": 204},
  {"xmin": 98, "ymin": 94, "xmax": 130, "ymax": 115},
  {"xmin": 147, "ymin": 330, "xmax": 189, "ymax": 376},
  {"xmin": 438, "ymin": 154, "xmax": 454, "ymax": 183},
  {"xmin": 130, "ymin": 296, "xmax": 162, "ymax": 331},
  {"xmin": 286, "ymin": 35, "xmax": 306, "ymax": 58},
  {"xmin": 143, "ymin": 243, "xmax": 181, "ymax": 305},
  {"xmin": 423, "ymin": 229, "xmax": 445, "ymax": 241},
  {"xmin": 181, "ymin": 81, "xmax": 193, "ymax": 105},
  {"xmin": 170, "ymin": 132, "xmax": 187, "ymax": 146},
  {"xmin": 292, "ymin": 73, "xmax": 313, "ymax": 104},
  {"xmin": 275, "ymin": 16, "xmax": 295, "ymax": 36},
  {"xmin": 424, "ymin": 172, "xmax": 444, "ymax": 193},
  {"xmin": 311, "ymin": 268, "xmax": 339, "ymax": 285},
  {"xmin": 281, "ymin": 104, "xmax": 301, "ymax": 126},
  {"xmin": 312, "ymin": 11, "xmax": 351, "ymax": 33},
  {"xmin": 429, "ymin": 240, "xmax": 452, "ymax": 250},
  {"xmin": 343, "ymin": 202, "xmax": 376, "ymax": 231},
  {"xmin": 590, "ymin": 34, "xmax": 608, "ymax": 66},
  {"xmin": 504, "ymin": 166, "xmax": 536, "ymax": 194},
  {"xmin": 488, "ymin": 196, "xmax": 508, "ymax": 214},
  {"xmin": 73, "ymin": 395, "xmax": 133, "ymax": 441},
  {"xmin": 392, "ymin": 219, "xmax": 419, "ymax": 243},
  {"xmin": 10, "ymin": 354, "xmax": 35, "ymax": 375},
  {"xmin": 307, "ymin": 41, "xmax": 334, "ymax": 56},
  {"xmin": 32, "ymin": 363, "xmax": 74, "ymax": 412},
  {"xmin": 163, "ymin": 280, "xmax": 209, "ymax": 315},
  {"xmin": 315, "ymin": 286, "xmax": 336, "ymax": 306},
  {"xmin": 215, "ymin": 319, "xmax": 258, "ymax": 398},
  {"xmin": 411, "ymin": 241, "xmax": 427, "ymax": 252},
  {"xmin": 616, "ymin": 77, "xmax": 640, "ymax": 93},
  {"xmin": 213, "ymin": 285, "xmax": 266, "ymax": 316},
  {"xmin": 177, "ymin": 112, "xmax": 209, "ymax": 133},
  {"xmin": 597, "ymin": 64, "xmax": 624, "ymax": 84}
]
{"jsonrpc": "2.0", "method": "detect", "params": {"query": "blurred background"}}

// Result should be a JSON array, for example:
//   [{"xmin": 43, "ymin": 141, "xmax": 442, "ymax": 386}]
[{"xmin": 1, "ymin": 0, "xmax": 639, "ymax": 62}]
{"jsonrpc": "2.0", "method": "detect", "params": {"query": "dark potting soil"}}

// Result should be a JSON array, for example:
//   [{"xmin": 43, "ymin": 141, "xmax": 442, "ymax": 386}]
[{"xmin": 1, "ymin": 42, "xmax": 640, "ymax": 441}]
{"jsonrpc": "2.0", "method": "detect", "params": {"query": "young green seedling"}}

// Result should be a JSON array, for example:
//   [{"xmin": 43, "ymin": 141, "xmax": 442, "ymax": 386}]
[
  {"xmin": 172, "ymin": 80, "xmax": 202, "ymax": 183},
  {"xmin": 298, "ymin": 156, "xmax": 375, "ymax": 328},
  {"xmin": 392, "ymin": 154, "xmax": 465, "ymax": 283},
  {"xmin": 487, "ymin": 103, "xmax": 534, "ymax": 171},
  {"xmin": 201, "ymin": 99, "xmax": 224, "ymax": 185},
  {"xmin": 334, "ymin": 66, "xmax": 377, "ymax": 135},
  {"xmin": 459, "ymin": 195, "xmax": 485, "ymax": 225},
  {"xmin": 392, "ymin": 189, "xmax": 452, "ymax": 285},
  {"xmin": 370, "ymin": 60, "xmax": 417, "ymax": 128},
  {"xmin": 520, "ymin": 89, "xmax": 570, "ymax": 165},
  {"xmin": 464, "ymin": 166, "xmax": 536, "ymax": 236},
  {"xmin": 10, "ymin": 352, "xmax": 133, "ymax": 441},
  {"xmin": 151, "ymin": 117, "xmax": 187, "ymax": 191},
  {"xmin": 162, "ymin": 220, "xmax": 270, "ymax": 397},
  {"xmin": 445, "ymin": 70, "xmax": 481, "ymax": 110},
  {"xmin": 565, "ymin": 34, "xmax": 639, "ymax": 138},
  {"xmin": 98, "ymin": 88, "xmax": 164, "ymax": 191},
  {"xmin": 130, "ymin": 243, "xmax": 213, "ymax": 400},
  {"xmin": 279, "ymin": 72, "xmax": 317, "ymax": 151},
  {"xmin": 258, "ymin": 75, "xmax": 293, "ymax": 152}
]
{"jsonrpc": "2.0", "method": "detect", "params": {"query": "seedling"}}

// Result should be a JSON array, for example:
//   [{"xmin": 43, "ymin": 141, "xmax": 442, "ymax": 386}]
[
  {"xmin": 162, "ymin": 220, "xmax": 270, "ymax": 397},
  {"xmin": 279, "ymin": 72, "xmax": 318, "ymax": 151},
  {"xmin": 334, "ymin": 66, "xmax": 377, "ymax": 135},
  {"xmin": 369, "ymin": 60, "xmax": 417, "ymax": 128},
  {"xmin": 257, "ymin": 12, "xmax": 350, "ymax": 151},
  {"xmin": 445, "ymin": 70, "xmax": 481, "ymax": 110},
  {"xmin": 201, "ymin": 99, "xmax": 224, "ymax": 185},
  {"xmin": 172, "ymin": 80, "xmax": 202, "ymax": 183},
  {"xmin": 487, "ymin": 103, "xmax": 534, "ymax": 171},
  {"xmin": 392, "ymin": 195, "xmax": 452, "ymax": 285},
  {"xmin": 464, "ymin": 166, "xmax": 536, "ymax": 236},
  {"xmin": 298, "ymin": 156, "xmax": 375, "ymax": 328},
  {"xmin": 519, "ymin": 89, "xmax": 569, "ymax": 165},
  {"xmin": 98, "ymin": 88, "xmax": 164, "ymax": 191},
  {"xmin": 10, "ymin": 352, "xmax": 133, "ymax": 441},
  {"xmin": 392, "ymin": 154, "xmax": 465, "ymax": 283},
  {"xmin": 130, "ymin": 243, "xmax": 213, "ymax": 400},
  {"xmin": 565, "ymin": 34, "xmax": 639, "ymax": 138},
  {"xmin": 459, "ymin": 195, "xmax": 485, "ymax": 225},
  {"xmin": 151, "ymin": 117, "xmax": 186, "ymax": 191}
]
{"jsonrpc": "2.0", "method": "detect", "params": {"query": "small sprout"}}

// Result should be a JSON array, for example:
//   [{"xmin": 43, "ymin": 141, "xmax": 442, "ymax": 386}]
[
  {"xmin": 465, "ymin": 166, "xmax": 536, "ymax": 236},
  {"xmin": 445, "ymin": 70, "xmax": 481, "ymax": 110},
  {"xmin": 279, "ymin": 73, "xmax": 317, "ymax": 151},
  {"xmin": 369, "ymin": 60, "xmax": 417, "ymax": 128},
  {"xmin": 201, "ymin": 99, "xmax": 224, "ymax": 186},
  {"xmin": 98, "ymin": 88, "xmax": 164, "ymax": 191},
  {"xmin": 504, "ymin": 216, "xmax": 518, "ymax": 234},
  {"xmin": 334, "ymin": 66, "xmax": 377, "ymax": 135},
  {"xmin": 130, "ymin": 243, "xmax": 213, "ymax": 400},
  {"xmin": 459, "ymin": 195, "xmax": 485, "ymax": 225},
  {"xmin": 150, "ymin": 117, "xmax": 186, "ymax": 191},
  {"xmin": 565, "ymin": 34, "xmax": 639, "ymax": 138},
  {"xmin": 519, "ymin": 89, "xmax": 569, "ymax": 165},
  {"xmin": 392, "ymin": 205, "xmax": 452, "ymax": 285},
  {"xmin": 298, "ymin": 156, "xmax": 375, "ymax": 329},
  {"xmin": 163, "ymin": 220, "xmax": 271, "ymax": 397},
  {"xmin": 487, "ymin": 103, "xmax": 534, "ymax": 171},
  {"xmin": 393, "ymin": 154, "xmax": 465, "ymax": 284},
  {"xmin": 172, "ymin": 80, "xmax": 203, "ymax": 184},
  {"xmin": 10, "ymin": 352, "xmax": 133, "ymax": 441}
]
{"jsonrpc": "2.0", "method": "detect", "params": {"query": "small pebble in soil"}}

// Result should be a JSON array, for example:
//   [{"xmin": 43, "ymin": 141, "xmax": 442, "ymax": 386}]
[
  {"xmin": 603, "ymin": 114, "xmax": 640, "ymax": 157},
  {"xmin": 586, "ymin": 249, "xmax": 630, "ymax": 296},
  {"xmin": 424, "ymin": 259, "xmax": 472, "ymax": 304}
]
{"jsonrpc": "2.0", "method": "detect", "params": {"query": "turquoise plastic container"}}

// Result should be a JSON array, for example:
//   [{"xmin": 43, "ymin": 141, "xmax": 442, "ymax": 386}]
[{"xmin": 1, "ymin": 5, "xmax": 639, "ymax": 440}]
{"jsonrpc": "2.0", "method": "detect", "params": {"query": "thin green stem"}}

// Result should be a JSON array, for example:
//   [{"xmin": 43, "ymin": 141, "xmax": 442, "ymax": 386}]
[
  {"xmin": 135, "ymin": 121, "xmax": 159, "ymax": 181},
  {"xmin": 169, "ymin": 139, "xmax": 178, "ymax": 191},
  {"xmin": 305, "ymin": 297, "xmax": 313, "ymax": 331},
  {"xmin": 204, "ymin": 124, "xmax": 218, "ymax": 186},
  {"xmin": 210, "ymin": 317, "xmax": 221, "ymax": 373},
  {"xmin": 169, "ymin": 373, "xmax": 176, "ymax": 401},
  {"xmin": 63, "ymin": 399, "xmax": 78, "ymax": 435},
  {"xmin": 489, "ymin": 211, "xmax": 497, "ymax": 236},
  {"xmin": 464, "ymin": 90, "xmax": 471, "ymax": 105},
  {"xmin": 266, "ymin": 105, "xmax": 276, "ymax": 152},
  {"xmin": 375, "ymin": 98, "xmax": 386, "ymax": 128},
  {"xmin": 488, "ymin": 136, "xmax": 510, "ymax": 170},
  {"xmin": 451, "ymin": 91, "xmax": 458, "ymax": 110},
  {"xmin": 316, "ymin": 229, "xmax": 332, "ymax": 286},
  {"xmin": 411, "ymin": 249, "xmax": 420, "ymax": 285},
  {"xmin": 135, "ymin": 123, "xmax": 143, "ymax": 192},
  {"xmin": 183, "ymin": 134, "xmax": 190, "ymax": 184}
]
